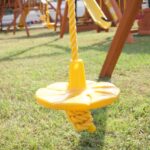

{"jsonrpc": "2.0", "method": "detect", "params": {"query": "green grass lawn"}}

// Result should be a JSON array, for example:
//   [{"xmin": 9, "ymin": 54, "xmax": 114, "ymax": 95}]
[{"xmin": 0, "ymin": 28, "xmax": 150, "ymax": 150}]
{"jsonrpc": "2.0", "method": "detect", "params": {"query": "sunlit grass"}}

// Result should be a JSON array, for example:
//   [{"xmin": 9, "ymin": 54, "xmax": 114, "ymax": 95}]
[{"xmin": 0, "ymin": 28, "xmax": 150, "ymax": 150}]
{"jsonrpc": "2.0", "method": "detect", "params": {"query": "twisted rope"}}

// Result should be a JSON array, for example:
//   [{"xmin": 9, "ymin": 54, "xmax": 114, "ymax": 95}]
[
  {"xmin": 67, "ymin": 111, "xmax": 96, "ymax": 132},
  {"xmin": 67, "ymin": 0, "xmax": 78, "ymax": 61},
  {"xmin": 67, "ymin": 0, "xmax": 96, "ymax": 132}
]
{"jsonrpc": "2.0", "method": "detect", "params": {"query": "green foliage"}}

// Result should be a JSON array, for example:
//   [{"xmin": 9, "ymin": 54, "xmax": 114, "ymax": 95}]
[{"xmin": 0, "ymin": 28, "xmax": 150, "ymax": 150}]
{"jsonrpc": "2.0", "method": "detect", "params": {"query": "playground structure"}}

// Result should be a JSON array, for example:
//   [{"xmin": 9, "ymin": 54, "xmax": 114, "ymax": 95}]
[
  {"xmin": 57, "ymin": 0, "xmax": 120, "ymax": 38},
  {"xmin": 0, "ymin": 0, "xmax": 55, "ymax": 36},
  {"xmin": 56, "ymin": 0, "xmax": 135, "ymax": 43},
  {"xmin": 1, "ymin": 0, "xmax": 149, "ymax": 38},
  {"xmin": 1, "ymin": 0, "xmax": 146, "ymax": 39},
  {"xmin": 1, "ymin": 0, "xmax": 119, "ymax": 37},
  {"xmin": 0, "ymin": 0, "xmax": 14, "ymax": 30},
  {"xmin": 55, "ymin": 0, "xmax": 102, "ymax": 38},
  {"xmin": 17, "ymin": 0, "xmax": 56, "ymax": 29}
]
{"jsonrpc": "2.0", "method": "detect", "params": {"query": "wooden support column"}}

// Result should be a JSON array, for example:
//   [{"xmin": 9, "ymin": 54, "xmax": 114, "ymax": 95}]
[
  {"xmin": 0, "ymin": 1, "xmax": 6, "ymax": 31},
  {"xmin": 7, "ymin": 0, "xmax": 30, "ymax": 37},
  {"xmin": 55, "ymin": 0, "xmax": 62, "ymax": 31},
  {"xmin": 110, "ymin": 0, "xmax": 134, "ymax": 43},
  {"xmin": 60, "ymin": 2, "xmax": 68, "ymax": 38},
  {"xmin": 99, "ymin": 0, "xmax": 142, "ymax": 78}
]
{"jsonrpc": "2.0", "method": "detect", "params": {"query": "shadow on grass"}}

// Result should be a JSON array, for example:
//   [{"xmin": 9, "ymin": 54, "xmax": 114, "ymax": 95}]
[
  {"xmin": 0, "ymin": 40, "xmax": 109, "ymax": 62},
  {"xmin": 75, "ymin": 108, "xmax": 107, "ymax": 150},
  {"xmin": 13, "ymin": 31, "xmax": 60, "ymax": 40},
  {"xmin": 75, "ymin": 77, "xmax": 111, "ymax": 150},
  {"xmin": 0, "ymin": 28, "xmax": 60, "ymax": 40},
  {"xmin": 1, "ymin": 34, "xmax": 149, "ymax": 62},
  {"xmin": 0, "ymin": 39, "xmax": 60, "ymax": 62},
  {"xmin": 47, "ymin": 35, "xmax": 150, "ymax": 55},
  {"xmin": 80, "ymin": 36, "xmax": 150, "ymax": 55}
]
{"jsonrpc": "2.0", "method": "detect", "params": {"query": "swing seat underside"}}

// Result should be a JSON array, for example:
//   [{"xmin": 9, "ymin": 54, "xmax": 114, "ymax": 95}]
[{"xmin": 36, "ymin": 81, "xmax": 120, "ymax": 111}]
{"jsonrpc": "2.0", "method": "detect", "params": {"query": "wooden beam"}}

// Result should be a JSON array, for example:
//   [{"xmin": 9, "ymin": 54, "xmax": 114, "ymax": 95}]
[
  {"xmin": 54, "ymin": 0, "xmax": 62, "ymax": 31},
  {"xmin": 60, "ymin": 2, "xmax": 68, "ymax": 38},
  {"xmin": 110, "ymin": 0, "xmax": 134, "ymax": 43},
  {"xmin": 99, "ymin": 0, "xmax": 143, "ymax": 78}
]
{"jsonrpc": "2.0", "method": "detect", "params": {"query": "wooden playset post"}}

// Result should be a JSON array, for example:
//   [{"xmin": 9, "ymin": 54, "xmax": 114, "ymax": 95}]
[
  {"xmin": 19, "ymin": 0, "xmax": 30, "ymax": 37},
  {"xmin": 55, "ymin": 0, "xmax": 62, "ymax": 31},
  {"xmin": 99, "ymin": 0, "xmax": 143, "ymax": 78},
  {"xmin": 7, "ymin": 0, "xmax": 30, "ymax": 36},
  {"xmin": 60, "ymin": 1, "xmax": 68, "ymax": 38},
  {"xmin": 110, "ymin": 0, "xmax": 134, "ymax": 43},
  {"xmin": 0, "ymin": 1, "xmax": 4, "ymax": 30},
  {"xmin": 6, "ymin": 0, "xmax": 55, "ymax": 37},
  {"xmin": 6, "ymin": 0, "xmax": 19, "ymax": 35}
]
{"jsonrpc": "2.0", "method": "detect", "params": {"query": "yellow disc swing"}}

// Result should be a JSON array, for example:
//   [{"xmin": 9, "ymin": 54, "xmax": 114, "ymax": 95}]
[{"xmin": 35, "ymin": 0, "xmax": 120, "ymax": 132}]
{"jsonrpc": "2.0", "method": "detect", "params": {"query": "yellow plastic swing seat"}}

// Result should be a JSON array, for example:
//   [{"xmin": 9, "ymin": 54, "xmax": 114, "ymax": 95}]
[
  {"xmin": 36, "ymin": 60, "xmax": 120, "ymax": 132},
  {"xmin": 36, "ymin": 81, "xmax": 120, "ymax": 111}
]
